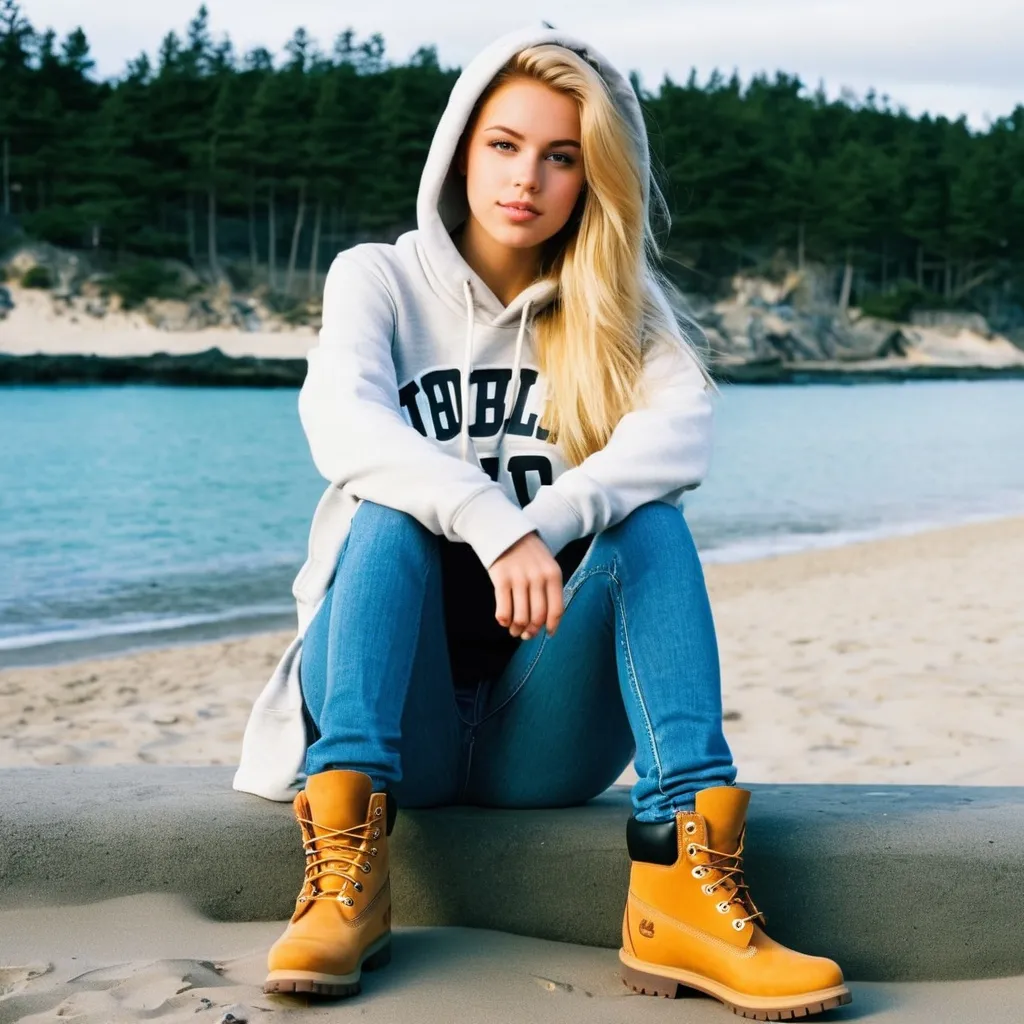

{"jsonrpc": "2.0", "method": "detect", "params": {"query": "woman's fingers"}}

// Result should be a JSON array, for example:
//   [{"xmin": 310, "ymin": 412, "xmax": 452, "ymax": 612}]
[
  {"xmin": 522, "ymin": 577, "xmax": 548, "ymax": 640},
  {"xmin": 488, "ymin": 533, "xmax": 563, "ymax": 640},
  {"xmin": 545, "ymin": 573, "xmax": 564, "ymax": 636},
  {"xmin": 494, "ymin": 580, "xmax": 512, "ymax": 629},
  {"xmin": 510, "ymin": 575, "xmax": 531, "ymax": 638}
]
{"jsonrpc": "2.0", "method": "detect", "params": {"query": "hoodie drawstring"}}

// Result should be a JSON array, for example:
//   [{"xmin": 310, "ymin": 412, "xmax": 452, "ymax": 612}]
[
  {"xmin": 460, "ymin": 281, "xmax": 475, "ymax": 461},
  {"xmin": 460, "ymin": 279, "xmax": 532, "ymax": 463}
]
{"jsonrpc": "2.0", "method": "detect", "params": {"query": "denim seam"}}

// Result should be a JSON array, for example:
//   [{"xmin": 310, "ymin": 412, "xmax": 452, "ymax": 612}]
[
  {"xmin": 608, "ymin": 556, "xmax": 666, "ymax": 801},
  {"xmin": 475, "ymin": 630, "xmax": 548, "ymax": 724},
  {"xmin": 472, "ymin": 679, "xmax": 485, "ymax": 725},
  {"xmin": 423, "ymin": 554, "xmax": 469, "ymax": 731},
  {"xmin": 475, "ymin": 562, "xmax": 608, "ymax": 726},
  {"xmin": 456, "ymin": 669, "xmax": 487, "ymax": 799}
]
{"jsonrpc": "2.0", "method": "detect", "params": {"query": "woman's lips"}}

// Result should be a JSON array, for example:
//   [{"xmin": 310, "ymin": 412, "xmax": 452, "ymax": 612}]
[{"xmin": 499, "ymin": 203, "xmax": 540, "ymax": 222}]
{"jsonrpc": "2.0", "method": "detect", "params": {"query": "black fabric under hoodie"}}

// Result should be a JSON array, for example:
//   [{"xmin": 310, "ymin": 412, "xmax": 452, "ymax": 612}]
[{"xmin": 440, "ymin": 534, "xmax": 594, "ymax": 689}]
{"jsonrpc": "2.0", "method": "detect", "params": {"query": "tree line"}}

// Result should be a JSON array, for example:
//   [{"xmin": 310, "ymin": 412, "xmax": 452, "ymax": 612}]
[{"xmin": 1, "ymin": 1, "xmax": 1022, "ymax": 323}]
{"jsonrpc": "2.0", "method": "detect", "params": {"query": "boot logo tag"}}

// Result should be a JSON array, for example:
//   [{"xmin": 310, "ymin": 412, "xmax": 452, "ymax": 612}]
[{"xmin": 638, "ymin": 919, "xmax": 655, "ymax": 939}]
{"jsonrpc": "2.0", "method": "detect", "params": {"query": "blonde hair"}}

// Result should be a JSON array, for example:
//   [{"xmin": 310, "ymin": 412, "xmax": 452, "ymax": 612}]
[{"xmin": 466, "ymin": 43, "xmax": 715, "ymax": 467}]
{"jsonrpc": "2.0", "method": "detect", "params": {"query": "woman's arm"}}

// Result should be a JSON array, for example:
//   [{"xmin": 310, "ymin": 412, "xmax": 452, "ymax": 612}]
[
  {"xmin": 522, "ymin": 336, "xmax": 714, "ymax": 556},
  {"xmin": 299, "ymin": 251, "xmax": 538, "ymax": 568}
]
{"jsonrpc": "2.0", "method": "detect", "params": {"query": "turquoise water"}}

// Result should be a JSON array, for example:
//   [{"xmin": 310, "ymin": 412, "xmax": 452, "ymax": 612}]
[{"xmin": 2, "ymin": 381, "xmax": 1024, "ymax": 664}]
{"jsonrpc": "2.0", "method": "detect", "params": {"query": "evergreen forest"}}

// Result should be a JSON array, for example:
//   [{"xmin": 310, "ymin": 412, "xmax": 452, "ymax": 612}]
[{"xmin": 2, "ymin": 1, "xmax": 1022, "ymax": 323}]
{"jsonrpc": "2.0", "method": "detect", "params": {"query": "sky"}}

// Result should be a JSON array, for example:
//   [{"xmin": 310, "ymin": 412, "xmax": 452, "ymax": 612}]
[{"xmin": 21, "ymin": 0, "xmax": 1023, "ymax": 129}]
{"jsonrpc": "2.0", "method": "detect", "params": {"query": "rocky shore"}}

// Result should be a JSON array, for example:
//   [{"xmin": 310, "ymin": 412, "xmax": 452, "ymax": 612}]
[
  {"xmin": 0, "ymin": 349, "xmax": 307, "ymax": 387},
  {"xmin": 4, "ymin": 347, "xmax": 1024, "ymax": 387},
  {"xmin": 3, "ymin": 244, "xmax": 1024, "ymax": 385}
]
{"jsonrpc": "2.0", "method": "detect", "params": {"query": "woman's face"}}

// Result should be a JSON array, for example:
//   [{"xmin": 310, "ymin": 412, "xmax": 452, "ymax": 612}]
[{"xmin": 458, "ymin": 77, "xmax": 586, "ymax": 251}]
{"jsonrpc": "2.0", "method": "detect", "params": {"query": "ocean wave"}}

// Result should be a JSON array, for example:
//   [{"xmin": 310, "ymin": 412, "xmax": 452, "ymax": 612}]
[
  {"xmin": 698, "ymin": 505, "xmax": 1024, "ymax": 564},
  {"xmin": 0, "ymin": 602, "xmax": 295, "ymax": 652}
]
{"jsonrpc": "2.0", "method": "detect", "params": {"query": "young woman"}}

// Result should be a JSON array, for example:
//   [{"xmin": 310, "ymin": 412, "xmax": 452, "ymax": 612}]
[{"xmin": 234, "ymin": 24, "xmax": 852, "ymax": 1020}]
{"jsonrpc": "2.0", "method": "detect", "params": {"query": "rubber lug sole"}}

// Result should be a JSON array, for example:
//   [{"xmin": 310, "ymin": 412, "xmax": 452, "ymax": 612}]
[
  {"xmin": 263, "ymin": 934, "xmax": 391, "ymax": 997},
  {"xmin": 620, "ymin": 956, "xmax": 852, "ymax": 1020}
]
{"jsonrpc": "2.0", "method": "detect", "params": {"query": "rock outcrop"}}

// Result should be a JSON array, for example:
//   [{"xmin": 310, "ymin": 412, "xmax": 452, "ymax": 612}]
[
  {"xmin": 3, "ymin": 248, "xmax": 1024, "ymax": 384},
  {"xmin": 689, "ymin": 269, "xmax": 1024, "ymax": 381}
]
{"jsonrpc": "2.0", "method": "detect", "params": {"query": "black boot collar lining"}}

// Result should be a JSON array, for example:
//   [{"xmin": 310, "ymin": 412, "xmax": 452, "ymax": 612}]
[{"xmin": 626, "ymin": 815, "xmax": 679, "ymax": 866}]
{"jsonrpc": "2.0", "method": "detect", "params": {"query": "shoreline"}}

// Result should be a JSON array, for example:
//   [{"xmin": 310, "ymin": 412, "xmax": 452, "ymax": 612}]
[
  {"xmin": 0, "ymin": 608, "xmax": 297, "ymax": 671},
  {"xmin": 4, "ymin": 272, "xmax": 1024, "ymax": 387},
  {"xmin": 4, "ymin": 509, "xmax": 1024, "ymax": 672},
  {"xmin": 4, "ymin": 347, "xmax": 1024, "ymax": 386},
  {"xmin": 2, "ymin": 513, "xmax": 1022, "ymax": 786}
]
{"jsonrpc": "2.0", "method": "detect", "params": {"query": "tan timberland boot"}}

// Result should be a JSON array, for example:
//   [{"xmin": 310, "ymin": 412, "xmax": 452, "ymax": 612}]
[
  {"xmin": 264, "ymin": 769, "xmax": 394, "ymax": 997},
  {"xmin": 620, "ymin": 785, "xmax": 852, "ymax": 1020}
]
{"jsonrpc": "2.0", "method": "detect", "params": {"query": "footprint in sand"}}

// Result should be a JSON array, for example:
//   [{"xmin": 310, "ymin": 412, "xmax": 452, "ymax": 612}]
[
  {"xmin": 5, "ymin": 958, "xmax": 243, "ymax": 1023},
  {"xmin": 67, "ymin": 957, "xmax": 230, "ymax": 1008},
  {"xmin": 0, "ymin": 963, "xmax": 52, "ymax": 998}
]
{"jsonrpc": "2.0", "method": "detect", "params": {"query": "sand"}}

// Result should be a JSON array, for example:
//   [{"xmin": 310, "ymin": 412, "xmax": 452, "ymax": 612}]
[
  {"xmin": 1, "ymin": 515, "xmax": 1022, "ymax": 786},
  {"xmin": 2, "ymin": 510, "xmax": 1022, "ymax": 1022},
  {"xmin": 4, "ymin": 279, "xmax": 1024, "ymax": 367},
  {"xmin": 0, "ymin": 894, "xmax": 1021, "ymax": 1024},
  {"xmin": 0, "ymin": 282, "xmax": 316, "ymax": 359},
  {"xmin": 7, "ymin": 256, "xmax": 1024, "ymax": 1024}
]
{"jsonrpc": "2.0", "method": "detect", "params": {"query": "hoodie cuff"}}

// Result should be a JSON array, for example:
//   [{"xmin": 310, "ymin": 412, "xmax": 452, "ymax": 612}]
[
  {"xmin": 522, "ymin": 487, "xmax": 583, "ymax": 557},
  {"xmin": 453, "ymin": 486, "xmax": 539, "ymax": 568}
]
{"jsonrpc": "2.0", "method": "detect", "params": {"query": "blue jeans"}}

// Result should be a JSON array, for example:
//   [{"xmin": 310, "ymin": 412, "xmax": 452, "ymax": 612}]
[{"xmin": 299, "ymin": 499, "xmax": 737, "ymax": 822}]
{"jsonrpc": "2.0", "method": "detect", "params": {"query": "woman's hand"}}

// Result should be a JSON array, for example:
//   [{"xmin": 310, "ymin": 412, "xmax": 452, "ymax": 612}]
[{"xmin": 488, "ymin": 532, "xmax": 564, "ymax": 640}]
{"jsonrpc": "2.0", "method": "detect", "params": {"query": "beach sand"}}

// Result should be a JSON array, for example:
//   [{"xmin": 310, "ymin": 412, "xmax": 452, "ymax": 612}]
[
  {"xmin": 5, "ymin": 279, "xmax": 1024, "ymax": 368},
  {"xmin": 2, "ymin": 519, "xmax": 1022, "ymax": 1023},
  {"xmin": 1, "ymin": 515, "xmax": 1021, "ymax": 786},
  {"xmin": 0, "ymin": 894, "xmax": 1020, "ymax": 1023},
  {"xmin": 0, "ymin": 282, "xmax": 316, "ymax": 359}
]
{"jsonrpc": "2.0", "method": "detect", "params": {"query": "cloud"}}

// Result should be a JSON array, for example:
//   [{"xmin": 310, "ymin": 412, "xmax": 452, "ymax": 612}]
[{"xmin": 22, "ymin": 0, "xmax": 1023, "ymax": 126}]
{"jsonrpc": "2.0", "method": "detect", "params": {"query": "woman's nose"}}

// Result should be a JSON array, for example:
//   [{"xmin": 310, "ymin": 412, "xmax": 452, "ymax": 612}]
[{"xmin": 513, "ymin": 157, "xmax": 542, "ymax": 192}]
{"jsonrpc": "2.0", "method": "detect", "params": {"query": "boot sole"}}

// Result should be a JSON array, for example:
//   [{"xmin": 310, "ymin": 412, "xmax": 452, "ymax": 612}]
[
  {"xmin": 620, "ymin": 949, "xmax": 852, "ymax": 1020},
  {"xmin": 263, "ymin": 932, "xmax": 392, "ymax": 997}
]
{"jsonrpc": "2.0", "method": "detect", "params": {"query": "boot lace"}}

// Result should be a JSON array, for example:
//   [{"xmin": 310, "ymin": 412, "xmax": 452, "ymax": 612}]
[
  {"xmin": 689, "ymin": 824, "xmax": 767, "ymax": 929},
  {"xmin": 296, "ymin": 812, "xmax": 382, "ymax": 907}
]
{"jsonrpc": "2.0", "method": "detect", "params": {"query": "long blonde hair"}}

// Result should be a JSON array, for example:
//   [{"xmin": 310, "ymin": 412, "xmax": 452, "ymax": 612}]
[{"xmin": 466, "ymin": 44, "xmax": 714, "ymax": 467}]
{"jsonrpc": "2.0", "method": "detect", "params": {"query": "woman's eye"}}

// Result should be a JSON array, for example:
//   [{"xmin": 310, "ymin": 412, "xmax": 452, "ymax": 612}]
[{"xmin": 488, "ymin": 141, "xmax": 574, "ymax": 165}]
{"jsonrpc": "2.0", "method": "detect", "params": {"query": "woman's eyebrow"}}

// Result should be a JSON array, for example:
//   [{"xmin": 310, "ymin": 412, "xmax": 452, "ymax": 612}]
[{"xmin": 484, "ymin": 124, "xmax": 581, "ymax": 149}]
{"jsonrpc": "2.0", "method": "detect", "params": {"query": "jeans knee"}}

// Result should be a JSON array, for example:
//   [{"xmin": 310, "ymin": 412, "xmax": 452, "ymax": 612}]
[
  {"xmin": 609, "ymin": 501, "xmax": 685, "ymax": 541},
  {"xmin": 348, "ymin": 499, "xmax": 439, "ymax": 570},
  {"xmin": 595, "ymin": 502, "xmax": 697, "ymax": 576}
]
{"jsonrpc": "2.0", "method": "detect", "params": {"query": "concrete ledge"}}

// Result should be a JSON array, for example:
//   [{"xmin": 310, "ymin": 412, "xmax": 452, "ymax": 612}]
[{"xmin": 1, "ymin": 766, "xmax": 1021, "ymax": 982}]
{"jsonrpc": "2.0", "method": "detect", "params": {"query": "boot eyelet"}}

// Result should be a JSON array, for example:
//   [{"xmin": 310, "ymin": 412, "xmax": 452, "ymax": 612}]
[
  {"xmin": 690, "ymin": 867, "xmax": 704, "ymax": 879},
  {"xmin": 717, "ymin": 901, "xmax": 731, "ymax": 914},
  {"xmin": 370, "ymin": 848, "xmax": 378, "ymax": 856},
  {"xmin": 374, "ymin": 807, "xmax": 383, "ymax": 817},
  {"xmin": 702, "ymin": 884, "xmax": 715, "ymax": 896},
  {"xmin": 373, "ymin": 829, "xmax": 381, "ymax": 840},
  {"xmin": 686, "ymin": 844, "xmax": 699, "ymax": 859},
  {"xmin": 733, "ymin": 919, "xmax": 747, "ymax": 931},
  {"xmin": 354, "ymin": 881, "xmax": 363, "ymax": 891},
  {"xmin": 362, "ymin": 862, "xmax": 372, "ymax": 873},
  {"xmin": 684, "ymin": 821, "xmax": 697, "ymax": 835}
]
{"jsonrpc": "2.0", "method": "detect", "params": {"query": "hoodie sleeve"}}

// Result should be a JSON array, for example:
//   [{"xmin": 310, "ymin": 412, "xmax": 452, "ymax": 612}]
[
  {"xmin": 521, "ymin": 337, "xmax": 714, "ymax": 556},
  {"xmin": 298, "ymin": 252, "xmax": 539, "ymax": 568}
]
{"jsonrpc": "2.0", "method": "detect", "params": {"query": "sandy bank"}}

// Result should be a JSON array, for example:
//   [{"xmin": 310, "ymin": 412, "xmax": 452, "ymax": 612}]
[
  {"xmin": 0, "ymin": 893, "xmax": 1021, "ymax": 1023},
  {"xmin": 0, "ymin": 282, "xmax": 316, "ymax": 360},
  {"xmin": 3, "ymin": 281, "xmax": 1024, "ymax": 374},
  {"xmin": 1, "ymin": 515, "xmax": 1021, "ymax": 786}
]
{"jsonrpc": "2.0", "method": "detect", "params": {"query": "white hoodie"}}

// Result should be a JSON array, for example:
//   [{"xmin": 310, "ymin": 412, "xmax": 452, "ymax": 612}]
[{"xmin": 232, "ymin": 23, "xmax": 714, "ymax": 801}]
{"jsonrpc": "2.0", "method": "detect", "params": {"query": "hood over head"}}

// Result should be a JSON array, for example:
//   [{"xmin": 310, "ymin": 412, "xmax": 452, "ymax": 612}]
[
  {"xmin": 415, "ymin": 23, "xmax": 651, "ymax": 328},
  {"xmin": 413, "ymin": 24, "xmax": 651, "ymax": 463}
]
